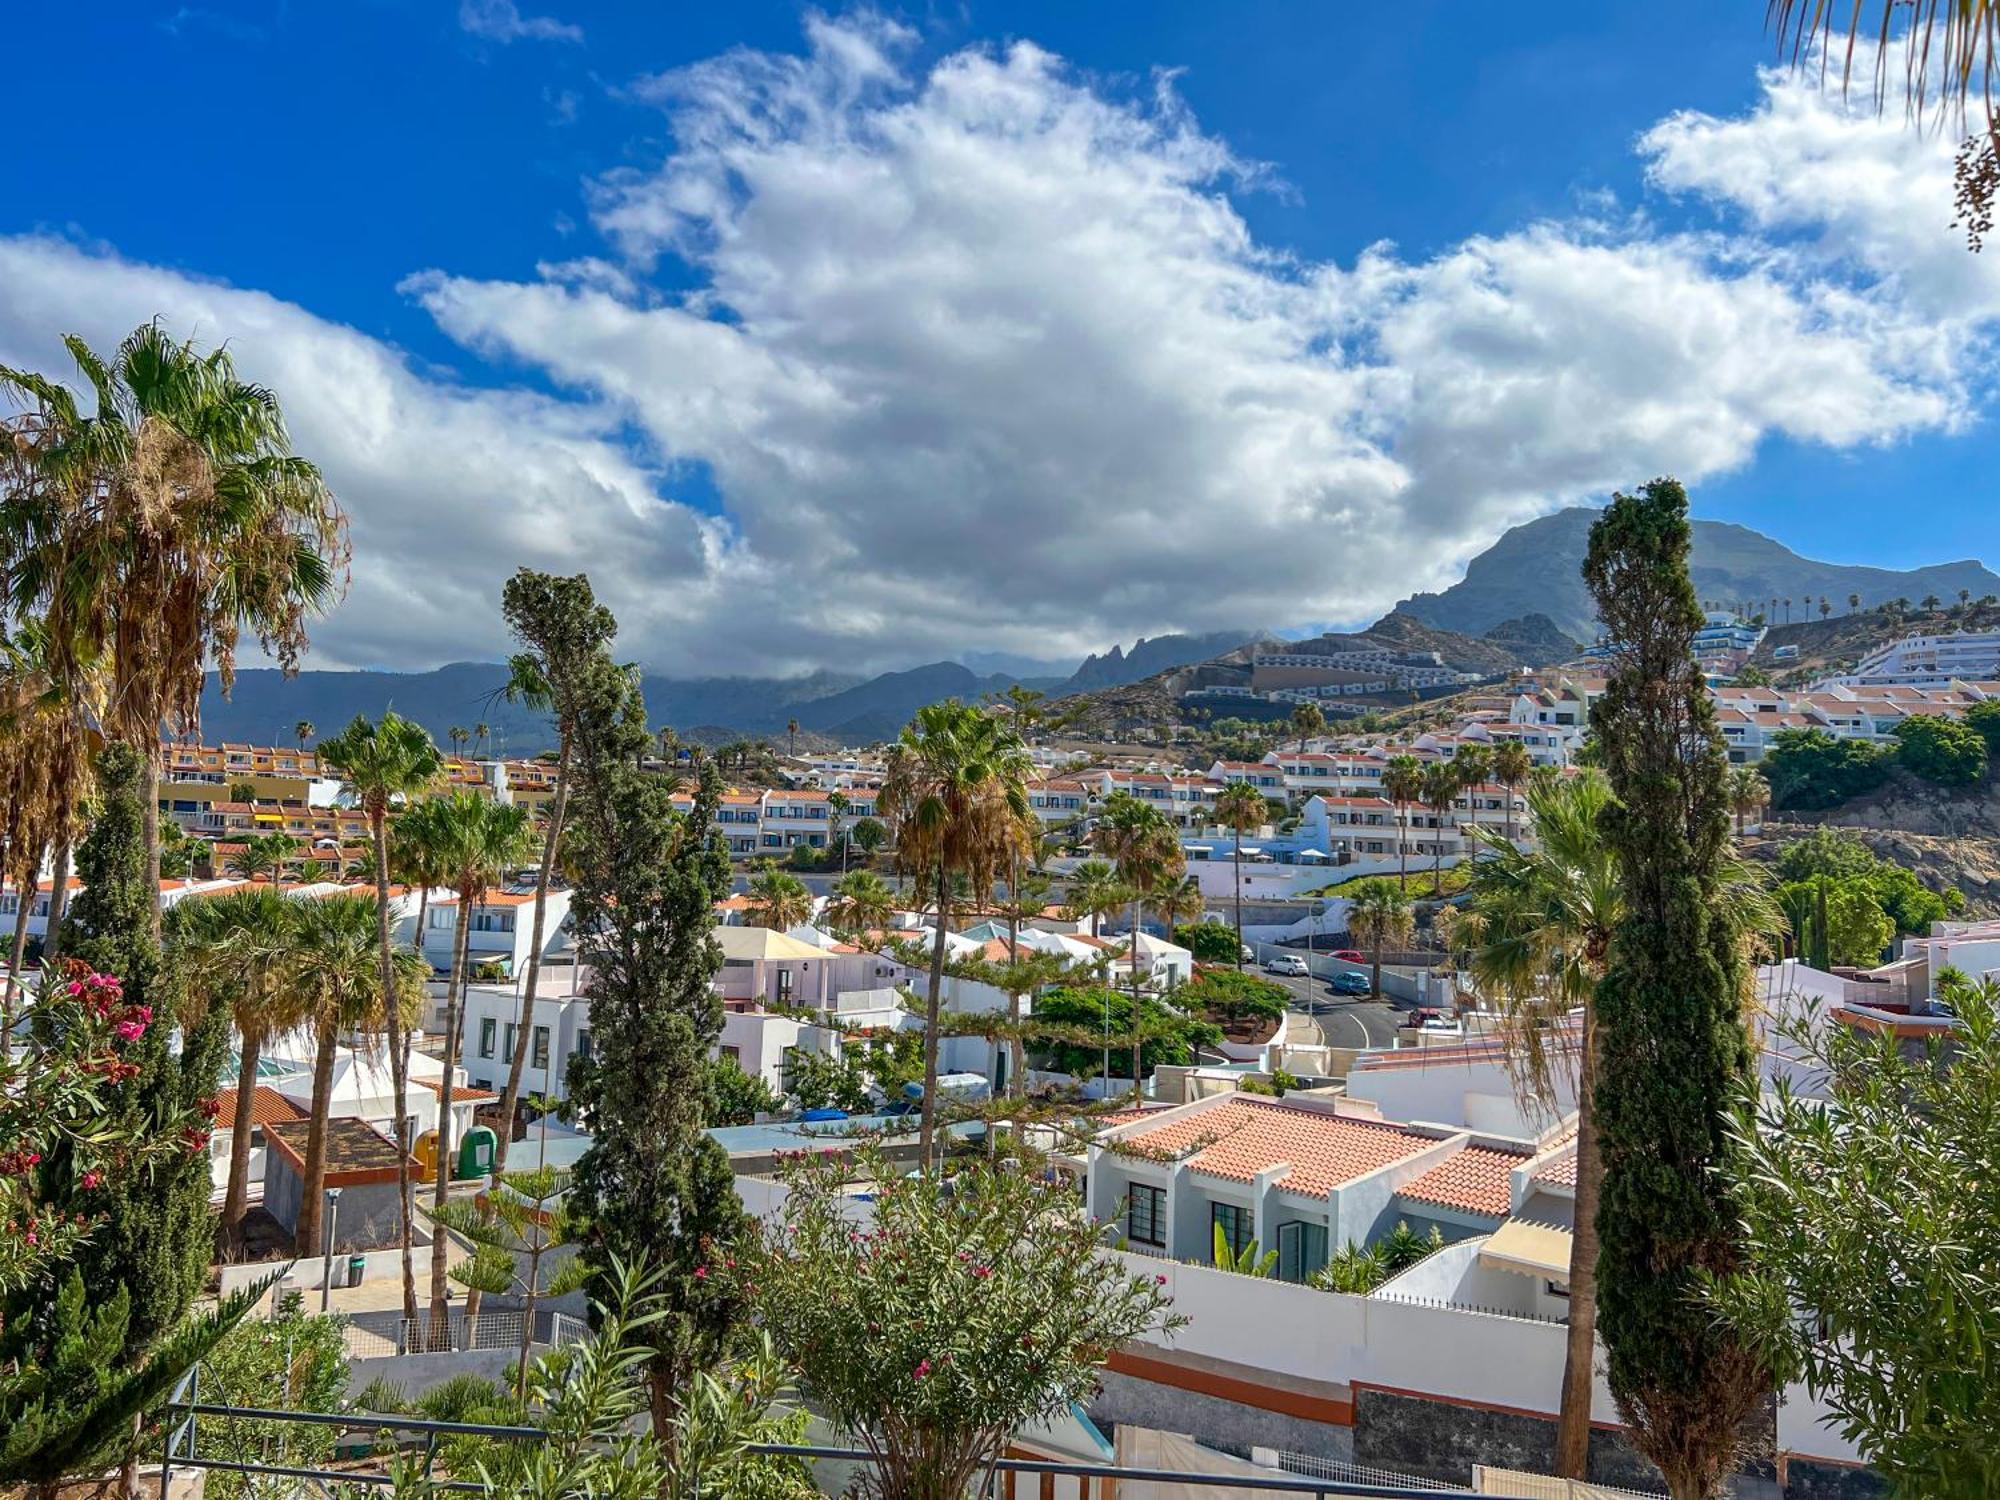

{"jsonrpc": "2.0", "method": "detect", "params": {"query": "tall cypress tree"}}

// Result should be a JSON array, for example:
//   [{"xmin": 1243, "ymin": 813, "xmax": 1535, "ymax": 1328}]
[
  {"xmin": 1583, "ymin": 482, "xmax": 1768, "ymax": 1500},
  {"xmin": 59, "ymin": 743, "xmax": 229, "ymax": 1349},
  {"xmin": 501, "ymin": 571, "xmax": 746, "ymax": 1433}
]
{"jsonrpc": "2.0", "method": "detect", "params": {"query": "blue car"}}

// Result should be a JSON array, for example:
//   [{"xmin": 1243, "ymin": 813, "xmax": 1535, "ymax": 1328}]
[{"xmin": 1328, "ymin": 970, "xmax": 1371, "ymax": 997}]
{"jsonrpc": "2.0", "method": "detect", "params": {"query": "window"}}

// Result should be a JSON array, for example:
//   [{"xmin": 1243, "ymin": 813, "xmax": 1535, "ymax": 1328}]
[
  {"xmin": 1126, "ymin": 1184, "xmax": 1165, "ymax": 1248},
  {"xmin": 532, "ymin": 1026, "xmax": 550, "ymax": 1070},
  {"xmin": 776, "ymin": 968, "xmax": 794, "ymax": 1004},
  {"xmin": 479, "ymin": 1018, "xmax": 496, "ymax": 1059},
  {"xmin": 1276, "ymin": 1221, "xmax": 1328, "ymax": 1283},
  {"xmin": 504, "ymin": 1022, "xmax": 518, "ymax": 1063},
  {"xmin": 430, "ymin": 908, "xmax": 454, "ymax": 930},
  {"xmin": 575, "ymin": 1029, "xmax": 592, "ymax": 1061},
  {"xmin": 1211, "ymin": 1202, "xmax": 1252, "ymax": 1258}
]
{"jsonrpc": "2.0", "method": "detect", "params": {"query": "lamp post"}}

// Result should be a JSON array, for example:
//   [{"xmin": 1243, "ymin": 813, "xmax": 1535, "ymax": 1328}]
[{"xmin": 319, "ymin": 1186, "xmax": 342, "ymax": 1313}]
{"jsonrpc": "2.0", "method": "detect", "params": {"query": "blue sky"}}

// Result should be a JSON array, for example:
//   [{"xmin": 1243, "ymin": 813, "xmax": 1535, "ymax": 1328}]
[{"xmin": 2, "ymin": 3, "xmax": 1992, "ymax": 673}]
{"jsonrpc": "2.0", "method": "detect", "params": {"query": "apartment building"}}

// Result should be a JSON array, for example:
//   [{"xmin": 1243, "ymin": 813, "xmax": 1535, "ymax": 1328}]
[
  {"xmin": 1835, "ymin": 627, "xmax": 2000, "ymax": 688},
  {"xmin": 419, "ymin": 887, "xmax": 574, "ymax": 981},
  {"xmin": 668, "ymin": 785, "xmax": 883, "ymax": 857}
]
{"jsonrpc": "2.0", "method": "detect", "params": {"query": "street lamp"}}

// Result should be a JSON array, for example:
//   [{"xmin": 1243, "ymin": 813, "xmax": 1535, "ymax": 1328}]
[{"xmin": 319, "ymin": 1186, "xmax": 342, "ymax": 1313}]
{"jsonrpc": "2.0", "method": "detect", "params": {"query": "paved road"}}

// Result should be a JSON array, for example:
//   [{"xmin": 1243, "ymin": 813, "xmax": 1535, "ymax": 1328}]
[{"xmin": 1257, "ymin": 967, "xmax": 1406, "ymax": 1051}]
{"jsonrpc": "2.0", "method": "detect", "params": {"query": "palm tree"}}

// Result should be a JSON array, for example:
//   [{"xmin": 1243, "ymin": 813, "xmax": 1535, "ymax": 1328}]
[
  {"xmin": 1064, "ymin": 858, "xmax": 1124, "ymax": 938},
  {"xmin": 1922, "ymin": 594, "xmax": 1941, "ymax": 616},
  {"xmin": 291, "ymin": 894, "xmax": 426, "ymax": 1258},
  {"xmin": 1461, "ymin": 772, "xmax": 1620, "ymax": 1477},
  {"xmin": 1345, "ymin": 878, "xmax": 1412, "ymax": 1001},
  {"xmin": 168, "ymin": 885, "xmax": 302, "ymax": 1250},
  {"xmin": 423, "ymin": 791, "xmax": 533, "ymax": 1321},
  {"xmin": 227, "ymin": 832, "xmax": 301, "ymax": 882},
  {"xmin": 1418, "ymin": 760, "xmax": 1462, "ymax": 896},
  {"xmin": 877, "ymin": 701, "xmax": 1033, "ymax": 1164},
  {"xmin": 472, "ymin": 722, "xmax": 490, "ymax": 759},
  {"xmin": 1290, "ymin": 701, "xmax": 1326, "ymax": 756},
  {"xmin": 1728, "ymin": 766, "xmax": 1769, "ymax": 839},
  {"xmin": 1960, "ymin": 587, "xmax": 1974, "ymax": 616},
  {"xmin": 0, "ymin": 323, "xmax": 346, "ymax": 918},
  {"xmin": 315, "ymin": 709, "xmax": 443, "ymax": 1321},
  {"xmin": 1462, "ymin": 771, "xmax": 1780, "ymax": 1480},
  {"xmin": 294, "ymin": 720, "xmax": 315, "ymax": 754},
  {"xmin": 449, "ymin": 726, "xmax": 469, "ymax": 763},
  {"xmin": 823, "ymin": 869, "xmax": 895, "ymax": 939},
  {"xmin": 1848, "ymin": 592, "xmax": 1860, "ymax": 615},
  {"xmin": 744, "ymin": 862, "xmax": 813, "ymax": 931},
  {"xmin": 0, "ymin": 622, "xmax": 98, "ymax": 1024},
  {"xmin": 787, "ymin": 717, "xmax": 801, "ymax": 759},
  {"xmin": 1380, "ymin": 755, "xmax": 1423, "ymax": 892},
  {"xmin": 1819, "ymin": 598, "xmax": 1831, "ymax": 620},
  {"xmin": 1490, "ymin": 739, "xmax": 1533, "ymax": 844},
  {"xmin": 1091, "ymin": 790, "xmax": 1185, "ymax": 1092},
  {"xmin": 1212, "ymin": 781, "xmax": 1266, "ymax": 970},
  {"xmin": 827, "ymin": 790, "xmax": 850, "ymax": 872}
]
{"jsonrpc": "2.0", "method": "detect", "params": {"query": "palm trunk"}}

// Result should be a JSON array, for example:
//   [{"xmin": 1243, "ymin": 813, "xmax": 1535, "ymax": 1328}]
[
  {"xmin": 140, "ymin": 748, "xmax": 163, "ymax": 936},
  {"xmin": 430, "ymin": 890, "xmax": 474, "ymax": 1327},
  {"xmin": 1555, "ymin": 1029, "xmax": 1603, "ymax": 1478},
  {"xmin": 917, "ymin": 858, "xmax": 949, "ymax": 1169},
  {"xmin": 1396, "ymin": 801, "xmax": 1408, "ymax": 891},
  {"xmin": 1371, "ymin": 939, "xmax": 1383, "ymax": 1003},
  {"xmin": 1433, "ymin": 813, "xmax": 1445, "ymax": 897},
  {"xmin": 1004, "ymin": 852, "xmax": 1024, "ymax": 1097},
  {"xmin": 221, "ymin": 1030, "xmax": 263, "ymax": 1252},
  {"xmin": 496, "ymin": 757, "xmax": 569, "ymax": 1174},
  {"xmin": 368, "ymin": 806, "xmax": 421, "ymax": 1327},
  {"xmin": 1128, "ymin": 894, "xmax": 1144, "ymax": 1097},
  {"xmin": 2, "ymin": 870, "xmax": 33, "ymax": 1036},
  {"xmin": 294, "ymin": 1015, "xmax": 341, "ymax": 1256},
  {"xmin": 41, "ymin": 837, "xmax": 71, "ymax": 972},
  {"xmin": 1232, "ymin": 827, "xmax": 1245, "ymax": 970}
]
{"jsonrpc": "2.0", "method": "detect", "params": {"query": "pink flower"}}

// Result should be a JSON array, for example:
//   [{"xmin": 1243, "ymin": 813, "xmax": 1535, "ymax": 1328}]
[
  {"xmin": 114, "ymin": 1020, "xmax": 145, "ymax": 1042},
  {"xmin": 694, "ymin": 1265, "xmax": 708, "ymax": 1279},
  {"xmin": 23, "ymin": 1230, "xmax": 36, "ymax": 1247},
  {"xmin": 1155, "ymin": 1273, "xmax": 1168, "ymax": 1285},
  {"xmin": 972, "ymin": 1265, "xmax": 992, "ymax": 1279},
  {"xmin": 81, "ymin": 1170, "xmax": 103, "ymax": 1190},
  {"xmin": 912, "ymin": 1359, "xmax": 931, "ymax": 1380},
  {"xmin": 65, "ymin": 980, "xmax": 84, "ymax": 997}
]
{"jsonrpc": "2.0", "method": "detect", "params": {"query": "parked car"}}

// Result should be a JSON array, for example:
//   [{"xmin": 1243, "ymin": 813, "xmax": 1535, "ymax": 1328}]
[
  {"xmin": 1328, "ymin": 970, "xmax": 1371, "ymax": 996},
  {"xmin": 1264, "ymin": 954, "xmax": 1309, "ymax": 977},
  {"xmin": 1329, "ymin": 949, "xmax": 1364, "ymax": 963},
  {"xmin": 1406, "ymin": 1007, "xmax": 1463, "ymax": 1035}
]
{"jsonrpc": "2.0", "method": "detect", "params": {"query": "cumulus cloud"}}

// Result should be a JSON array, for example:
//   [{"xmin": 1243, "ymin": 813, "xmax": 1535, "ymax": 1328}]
[
  {"xmin": 0, "ymin": 238, "xmax": 728, "ymax": 670},
  {"xmin": 4, "ymin": 22, "xmax": 1995, "ymax": 677},
  {"xmin": 459, "ymin": 0, "xmax": 580, "ymax": 46}
]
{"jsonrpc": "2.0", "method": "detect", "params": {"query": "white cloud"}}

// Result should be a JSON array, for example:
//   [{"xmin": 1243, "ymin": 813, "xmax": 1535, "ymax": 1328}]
[
  {"xmin": 3, "ymin": 23, "xmax": 1994, "ymax": 679},
  {"xmin": 459, "ymin": 0, "xmax": 580, "ymax": 46}
]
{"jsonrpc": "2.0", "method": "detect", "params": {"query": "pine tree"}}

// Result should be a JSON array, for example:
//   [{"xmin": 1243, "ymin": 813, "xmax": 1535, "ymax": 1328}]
[
  {"xmin": 501, "ymin": 571, "xmax": 747, "ymax": 1434},
  {"xmin": 1583, "ymin": 482, "xmax": 1770, "ymax": 1500}
]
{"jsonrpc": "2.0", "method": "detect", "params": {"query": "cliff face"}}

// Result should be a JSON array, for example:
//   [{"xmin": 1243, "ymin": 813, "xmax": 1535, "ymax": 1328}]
[{"xmin": 1755, "ymin": 772, "xmax": 2000, "ymax": 917}]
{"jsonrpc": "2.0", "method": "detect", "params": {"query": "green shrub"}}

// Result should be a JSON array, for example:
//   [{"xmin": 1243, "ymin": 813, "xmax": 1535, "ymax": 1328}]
[
  {"xmin": 1892, "ymin": 714, "xmax": 1988, "ymax": 786},
  {"xmin": 1760, "ymin": 729, "xmax": 1894, "ymax": 809}
]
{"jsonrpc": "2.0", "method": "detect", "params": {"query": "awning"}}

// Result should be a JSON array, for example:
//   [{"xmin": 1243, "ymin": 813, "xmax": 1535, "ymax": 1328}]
[
  {"xmin": 1479, "ymin": 1219, "xmax": 1573, "ymax": 1281},
  {"xmin": 252, "ymin": 813, "xmax": 284, "ymax": 824}
]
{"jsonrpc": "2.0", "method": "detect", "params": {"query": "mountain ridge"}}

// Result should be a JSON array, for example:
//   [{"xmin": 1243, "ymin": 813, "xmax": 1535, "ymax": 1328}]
[{"xmin": 1397, "ymin": 507, "xmax": 2000, "ymax": 642}]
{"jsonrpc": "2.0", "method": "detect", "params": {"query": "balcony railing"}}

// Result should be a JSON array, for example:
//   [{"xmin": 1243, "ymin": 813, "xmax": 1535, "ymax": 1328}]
[{"xmin": 157, "ymin": 1394, "xmax": 1533, "ymax": 1498}]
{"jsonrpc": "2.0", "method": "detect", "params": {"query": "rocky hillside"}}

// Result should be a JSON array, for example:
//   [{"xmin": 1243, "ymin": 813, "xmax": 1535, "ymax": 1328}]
[
  {"xmin": 1752, "ymin": 599, "xmax": 2000, "ymax": 684},
  {"xmin": 1754, "ymin": 769, "xmax": 2000, "ymax": 917},
  {"xmin": 1397, "ymin": 507, "xmax": 1999, "ymax": 643}
]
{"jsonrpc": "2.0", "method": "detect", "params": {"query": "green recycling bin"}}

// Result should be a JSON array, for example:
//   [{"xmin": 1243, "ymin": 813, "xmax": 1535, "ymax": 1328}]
[
  {"xmin": 457, "ymin": 1125, "xmax": 498, "ymax": 1179},
  {"xmin": 347, "ymin": 1254, "xmax": 366, "ymax": 1288}
]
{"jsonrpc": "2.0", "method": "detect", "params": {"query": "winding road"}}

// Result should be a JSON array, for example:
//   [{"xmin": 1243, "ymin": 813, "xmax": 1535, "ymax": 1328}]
[{"xmin": 1257, "ymin": 967, "xmax": 1406, "ymax": 1051}]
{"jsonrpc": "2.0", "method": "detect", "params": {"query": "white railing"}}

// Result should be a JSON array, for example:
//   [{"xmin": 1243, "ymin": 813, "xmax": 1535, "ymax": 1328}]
[
  {"xmin": 340, "ymin": 1306, "xmax": 589, "ymax": 1358},
  {"xmin": 1256, "ymin": 1448, "xmax": 1463, "ymax": 1493}
]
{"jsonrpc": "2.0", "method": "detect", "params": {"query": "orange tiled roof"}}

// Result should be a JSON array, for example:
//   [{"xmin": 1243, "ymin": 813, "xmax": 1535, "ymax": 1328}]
[
  {"xmin": 215, "ymin": 1085, "xmax": 307, "ymax": 1129},
  {"xmin": 1117, "ymin": 1097, "xmax": 1428, "ymax": 1197},
  {"xmin": 1533, "ymin": 1151, "xmax": 1579, "ymax": 1189},
  {"xmin": 1397, "ymin": 1145, "xmax": 1525, "ymax": 1218},
  {"xmin": 417, "ymin": 1079, "xmax": 497, "ymax": 1102}
]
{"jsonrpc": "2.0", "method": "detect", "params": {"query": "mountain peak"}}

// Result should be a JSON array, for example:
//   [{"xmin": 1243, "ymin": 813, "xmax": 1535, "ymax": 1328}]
[{"xmin": 1398, "ymin": 511, "xmax": 2000, "ymax": 641}]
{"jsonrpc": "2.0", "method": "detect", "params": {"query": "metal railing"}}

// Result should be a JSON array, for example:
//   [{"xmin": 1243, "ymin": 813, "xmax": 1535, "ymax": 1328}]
[
  {"xmin": 157, "ymin": 1396, "xmax": 1541, "ymax": 1499},
  {"xmin": 338, "ymin": 1306, "xmax": 589, "ymax": 1358},
  {"xmin": 1265, "ymin": 1448, "xmax": 1461, "ymax": 1493}
]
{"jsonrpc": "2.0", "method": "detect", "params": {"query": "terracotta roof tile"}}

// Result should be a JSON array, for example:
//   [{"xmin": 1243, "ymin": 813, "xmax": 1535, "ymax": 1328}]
[
  {"xmin": 216, "ymin": 1086, "xmax": 307, "ymax": 1129},
  {"xmin": 1397, "ymin": 1145, "xmax": 1524, "ymax": 1218},
  {"xmin": 1534, "ymin": 1151, "xmax": 1579, "ymax": 1188},
  {"xmin": 1117, "ymin": 1097, "xmax": 1428, "ymax": 1197}
]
